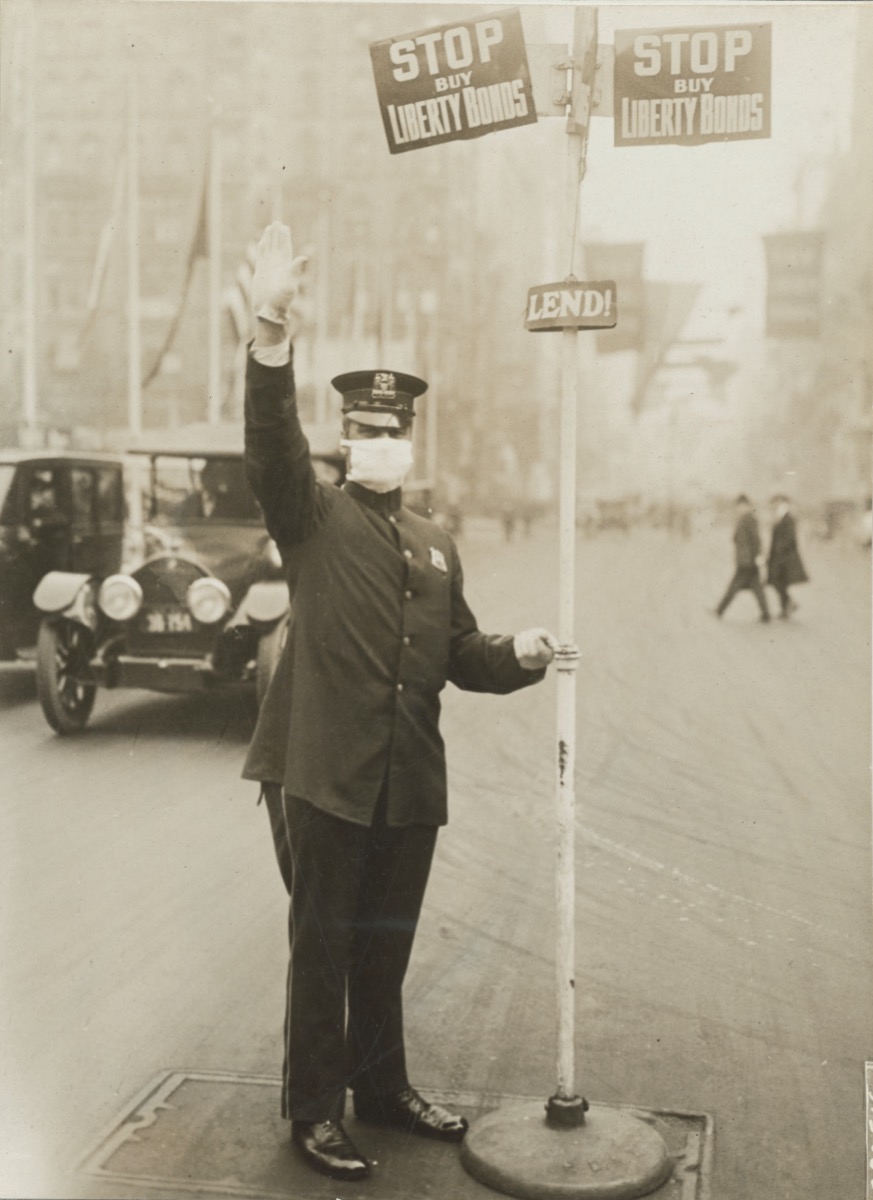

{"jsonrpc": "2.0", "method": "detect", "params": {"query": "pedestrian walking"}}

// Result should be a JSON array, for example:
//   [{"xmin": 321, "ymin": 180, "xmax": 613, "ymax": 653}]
[
  {"xmin": 241, "ymin": 222, "xmax": 557, "ymax": 1183},
  {"xmin": 857, "ymin": 497, "xmax": 873, "ymax": 550},
  {"xmin": 766, "ymin": 494, "xmax": 809, "ymax": 618},
  {"xmin": 714, "ymin": 493, "xmax": 771, "ymax": 622},
  {"xmin": 495, "ymin": 437, "xmax": 521, "ymax": 540}
]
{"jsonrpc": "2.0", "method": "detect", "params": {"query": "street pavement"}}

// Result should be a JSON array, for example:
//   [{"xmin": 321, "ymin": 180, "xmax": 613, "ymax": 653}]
[{"xmin": 1, "ymin": 521, "xmax": 870, "ymax": 1200}]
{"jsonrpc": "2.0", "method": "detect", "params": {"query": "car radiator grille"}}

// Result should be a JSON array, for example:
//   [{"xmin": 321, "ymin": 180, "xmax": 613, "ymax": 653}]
[{"xmin": 124, "ymin": 558, "xmax": 215, "ymax": 657}]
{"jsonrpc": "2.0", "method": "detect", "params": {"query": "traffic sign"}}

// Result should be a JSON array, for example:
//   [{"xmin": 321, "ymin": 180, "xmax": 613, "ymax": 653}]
[
  {"xmin": 614, "ymin": 23, "xmax": 771, "ymax": 146},
  {"xmin": 525, "ymin": 280, "xmax": 617, "ymax": 332},
  {"xmin": 369, "ymin": 8, "xmax": 537, "ymax": 154}
]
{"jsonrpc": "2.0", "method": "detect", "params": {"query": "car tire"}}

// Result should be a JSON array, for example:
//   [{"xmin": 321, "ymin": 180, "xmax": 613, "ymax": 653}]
[
  {"xmin": 36, "ymin": 619, "xmax": 97, "ymax": 734},
  {"xmin": 255, "ymin": 615, "xmax": 289, "ymax": 708}
]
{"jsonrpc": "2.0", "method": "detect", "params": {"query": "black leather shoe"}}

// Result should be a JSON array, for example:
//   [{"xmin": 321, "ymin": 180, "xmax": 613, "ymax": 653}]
[
  {"xmin": 355, "ymin": 1086, "xmax": 468, "ymax": 1142},
  {"xmin": 291, "ymin": 1120, "xmax": 371, "ymax": 1181}
]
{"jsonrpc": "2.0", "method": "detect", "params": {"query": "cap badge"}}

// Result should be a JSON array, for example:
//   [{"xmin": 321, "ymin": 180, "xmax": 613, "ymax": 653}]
[
  {"xmin": 372, "ymin": 372, "xmax": 397, "ymax": 401},
  {"xmin": 429, "ymin": 546, "xmax": 448, "ymax": 573}
]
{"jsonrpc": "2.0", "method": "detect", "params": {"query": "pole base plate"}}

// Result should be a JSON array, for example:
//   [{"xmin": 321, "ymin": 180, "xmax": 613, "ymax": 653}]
[{"xmin": 460, "ymin": 1099, "xmax": 673, "ymax": 1200}]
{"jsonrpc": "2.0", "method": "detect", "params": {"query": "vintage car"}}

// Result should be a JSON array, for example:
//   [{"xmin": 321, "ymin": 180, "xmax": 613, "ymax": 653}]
[
  {"xmin": 32, "ymin": 426, "xmax": 343, "ymax": 734},
  {"xmin": 0, "ymin": 450, "xmax": 125, "ymax": 663}
]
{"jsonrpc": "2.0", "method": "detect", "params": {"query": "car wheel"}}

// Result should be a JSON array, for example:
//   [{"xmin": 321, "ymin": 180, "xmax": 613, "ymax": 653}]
[
  {"xmin": 256, "ymin": 615, "xmax": 289, "ymax": 708},
  {"xmin": 36, "ymin": 619, "xmax": 97, "ymax": 734}
]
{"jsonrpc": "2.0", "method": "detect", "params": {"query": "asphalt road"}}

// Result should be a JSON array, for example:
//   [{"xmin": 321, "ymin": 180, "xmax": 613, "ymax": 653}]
[{"xmin": 1, "ymin": 522, "xmax": 870, "ymax": 1200}]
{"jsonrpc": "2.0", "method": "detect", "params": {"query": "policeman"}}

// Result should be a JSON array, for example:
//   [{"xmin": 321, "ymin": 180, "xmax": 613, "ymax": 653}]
[{"xmin": 242, "ymin": 222, "xmax": 556, "ymax": 1183}]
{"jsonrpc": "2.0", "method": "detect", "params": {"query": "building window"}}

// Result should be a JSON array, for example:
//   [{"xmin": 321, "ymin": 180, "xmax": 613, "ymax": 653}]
[
  {"xmin": 76, "ymin": 16, "xmax": 102, "ymax": 58},
  {"xmin": 78, "ymin": 133, "xmax": 102, "ymax": 174},
  {"xmin": 154, "ymin": 215, "xmax": 182, "ymax": 246},
  {"xmin": 78, "ymin": 70, "xmax": 103, "ymax": 112},
  {"xmin": 54, "ymin": 331, "xmax": 83, "ymax": 373},
  {"xmin": 168, "ymin": 70, "xmax": 190, "ymax": 110},
  {"xmin": 71, "ymin": 468, "xmax": 96, "ymax": 526},
  {"xmin": 164, "ymin": 137, "xmax": 188, "ymax": 176},
  {"xmin": 28, "ymin": 468, "xmax": 62, "ymax": 521},
  {"xmin": 43, "ymin": 135, "xmax": 65, "ymax": 174},
  {"xmin": 97, "ymin": 468, "xmax": 124, "ymax": 523}
]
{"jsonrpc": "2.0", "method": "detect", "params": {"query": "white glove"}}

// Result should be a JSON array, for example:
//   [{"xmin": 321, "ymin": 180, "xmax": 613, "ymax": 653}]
[
  {"xmin": 513, "ymin": 627, "xmax": 558, "ymax": 671},
  {"xmin": 251, "ymin": 221, "xmax": 308, "ymax": 327}
]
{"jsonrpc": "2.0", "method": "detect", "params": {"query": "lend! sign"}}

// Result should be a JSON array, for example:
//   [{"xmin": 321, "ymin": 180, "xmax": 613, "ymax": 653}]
[
  {"xmin": 525, "ymin": 281, "xmax": 618, "ymax": 332},
  {"xmin": 614, "ymin": 24, "xmax": 771, "ymax": 146},
  {"xmin": 370, "ymin": 8, "xmax": 536, "ymax": 154}
]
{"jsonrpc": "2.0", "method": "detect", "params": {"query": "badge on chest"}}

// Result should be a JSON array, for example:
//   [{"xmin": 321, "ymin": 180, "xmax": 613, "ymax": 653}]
[{"xmin": 429, "ymin": 546, "xmax": 448, "ymax": 574}]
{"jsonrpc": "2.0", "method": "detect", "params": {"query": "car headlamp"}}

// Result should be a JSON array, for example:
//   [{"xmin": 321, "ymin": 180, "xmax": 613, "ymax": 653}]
[
  {"xmin": 186, "ymin": 577, "xmax": 231, "ymax": 625},
  {"xmin": 98, "ymin": 575, "xmax": 143, "ymax": 622}
]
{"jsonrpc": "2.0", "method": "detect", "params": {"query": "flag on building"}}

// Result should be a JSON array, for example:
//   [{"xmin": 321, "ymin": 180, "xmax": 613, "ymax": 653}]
[
  {"xmin": 221, "ymin": 241, "xmax": 258, "ymax": 412},
  {"xmin": 630, "ymin": 281, "xmax": 702, "ymax": 412},
  {"xmin": 77, "ymin": 150, "xmax": 126, "ymax": 348},
  {"xmin": 223, "ymin": 241, "xmax": 258, "ymax": 346},
  {"xmin": 141, "ymin": 163, "xmax": 209, "ymax": 389},
  {"xmin": 583, "ymin": 242, "xmax": 645, "ymax": 353}
]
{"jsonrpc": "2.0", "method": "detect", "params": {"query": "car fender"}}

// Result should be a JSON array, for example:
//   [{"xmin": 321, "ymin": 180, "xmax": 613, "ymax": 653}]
[
  {"xmin": 231, "ymin": 580, "xmax": 290, "ymax": 628},
  {"xmin": 32, "ymin": 572, "xmax": 98, "ymax": 629}
]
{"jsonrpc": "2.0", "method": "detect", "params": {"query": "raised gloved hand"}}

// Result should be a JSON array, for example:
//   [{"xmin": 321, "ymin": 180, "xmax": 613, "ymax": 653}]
[
  {"xmin": 513, "ymin": 627, "xmax": 558, "ymax": 671},
  {"xmin": 251, "ymin": 221, "xmax": 308, "ymax": 328}
]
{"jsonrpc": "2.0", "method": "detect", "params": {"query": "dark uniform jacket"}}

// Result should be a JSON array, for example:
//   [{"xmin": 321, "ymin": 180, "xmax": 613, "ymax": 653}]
[
  {"xmin": 734, "ymin": 510, "xmax": 762, "ymax": 568},
  {"xmin": 242, "ymin": 349, "xmax": 544, "ymax": 827},
  {"xmin": 767, "ymin": 512, "xmax": 808, "ymax": 588}
]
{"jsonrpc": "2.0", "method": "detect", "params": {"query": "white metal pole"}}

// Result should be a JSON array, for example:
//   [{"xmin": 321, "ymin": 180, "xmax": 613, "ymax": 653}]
[
  {"xmin": 313, "ymin": 200, "xmax": 331, "ymax": 424},
  {"xmin": 207, "ymin": 118, "xmax": 222, "ymax": 424},
  {"xmin": 551, "ymin": 5, "xmax": 593, "ymax": 1116},
  {"xmin": 22, "ymin": 0, "xmax": 38, "ymax": 437},
  {"xmin": 554, "ymin": 325, "xmax": 579, "ymax": 1101},
  {"xmin": 126, "ymin": 58, "xmax": 142, "ymax": 438}
]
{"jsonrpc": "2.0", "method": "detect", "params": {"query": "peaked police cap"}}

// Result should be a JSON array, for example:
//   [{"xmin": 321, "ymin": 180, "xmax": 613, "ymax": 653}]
[{"xmin": 331, "ymin": 370, "xmax": 428, "ymax": 419}]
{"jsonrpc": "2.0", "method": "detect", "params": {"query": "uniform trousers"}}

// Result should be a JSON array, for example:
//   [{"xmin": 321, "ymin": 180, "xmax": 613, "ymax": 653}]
[
  {"xmin": 716, "ymin": 566, "xmax": 770, "ymax": 618},
  {"xmin": 266, "ymin": 783, "xmax": 438, "ymax": 1123}
]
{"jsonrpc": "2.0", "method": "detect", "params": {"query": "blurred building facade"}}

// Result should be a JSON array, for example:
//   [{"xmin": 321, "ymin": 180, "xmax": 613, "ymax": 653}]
[
  {"xmin": 0, "ymin": 0, "xmax": 558, "ymax": 501},
  {"xmin": 812, "ymin": 10, "xmax": 873, "ymax": 504},
  {"xmin": 746, "ymin": 8, "xmax": 872, "ymax": 510}
]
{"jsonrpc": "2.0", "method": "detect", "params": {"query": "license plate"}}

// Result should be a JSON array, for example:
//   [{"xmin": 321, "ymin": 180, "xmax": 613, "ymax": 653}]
[{"xmin": 141, "ymin": 608, "xmax": 194, "ymax": 634}]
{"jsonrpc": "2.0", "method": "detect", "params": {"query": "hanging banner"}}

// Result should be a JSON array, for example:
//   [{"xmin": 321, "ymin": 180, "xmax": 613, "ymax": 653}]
[
  {"xmin": 525, "ymin": 280, "xmax": 618, "ymax": 332},
  {"xmin": 370, "ymin": 8, "xmax": 537, "ymax": 155},
  {"xmin": 583, "ymin": 243, "xmax": 645, "ymax": 352},
  {"xmin": 763, "ymin": 231, "xmax": 823, "ymax": 338},
  {"xmin": 630, "ymin": 281, "xmax": 702, "ymax": 412},
  {"xmin": 614, "ymin": 23, "xmax": 771, "ymax": 147}
]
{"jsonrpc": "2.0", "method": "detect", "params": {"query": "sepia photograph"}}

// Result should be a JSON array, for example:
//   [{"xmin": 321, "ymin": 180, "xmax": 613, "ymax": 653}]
[{"xmin": 0, "ymin": 2, "xmax": 870, "ymax": 1198}]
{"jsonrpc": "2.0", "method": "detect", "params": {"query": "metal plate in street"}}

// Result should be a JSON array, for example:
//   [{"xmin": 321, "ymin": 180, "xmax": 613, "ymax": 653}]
[{"xmin": 76, "ymin": 1069, "xmax": 713, "ymax": 1199}]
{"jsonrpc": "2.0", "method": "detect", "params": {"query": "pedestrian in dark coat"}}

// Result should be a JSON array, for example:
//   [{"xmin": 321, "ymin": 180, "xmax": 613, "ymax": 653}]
[
  {"xmin": 714, "ymin": 494, "xmax": 771, "ymax": 621},
  {"xmin": 767, "ymin": 494, "xmax": 808, "ymax": 617},
  {"xmin": 241, "ymin": 223, "xmax": 557, "ymax": 1184}
]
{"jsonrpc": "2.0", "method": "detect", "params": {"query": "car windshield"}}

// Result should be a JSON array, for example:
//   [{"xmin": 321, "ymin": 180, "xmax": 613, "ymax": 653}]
[
  {"xmin": 0, "ymin": 465, "xmax": 16, "ymax": 521},
  {"xmin": 131, "ymin": 454, "xmax": 262, "ymax": 524}
]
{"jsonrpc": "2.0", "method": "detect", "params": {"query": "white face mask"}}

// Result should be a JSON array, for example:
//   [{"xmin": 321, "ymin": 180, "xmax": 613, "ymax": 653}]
[{"xmin": 341, "ymin": 436, "xmax": 414, "ymax": 494}]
